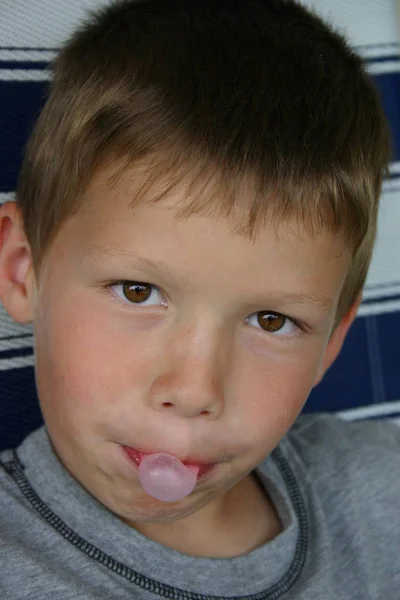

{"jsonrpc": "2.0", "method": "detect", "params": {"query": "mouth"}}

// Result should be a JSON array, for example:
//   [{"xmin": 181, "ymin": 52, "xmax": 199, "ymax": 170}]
[{"xmin": 122, "ymin": 446, "xmax": 215, "ymax": 478}]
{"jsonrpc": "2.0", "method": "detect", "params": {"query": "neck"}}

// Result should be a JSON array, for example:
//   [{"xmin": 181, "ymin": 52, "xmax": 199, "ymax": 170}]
[{"xmin": 127, "ymin": 473, "xmax": 282, "ymax": 558}]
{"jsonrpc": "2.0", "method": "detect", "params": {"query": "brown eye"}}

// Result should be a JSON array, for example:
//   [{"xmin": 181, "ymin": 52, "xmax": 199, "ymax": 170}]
[
  {"xmin": 122, "ymin": 282, "xmax": 152, "ymax": 303},
  {"xmin": 109, "ymin": 280, "xmax": 168, "ymax": 308},
  {"xmin": 110, "ymin": 281, "xmax": 166, "ymax": 307},
  {"xmin": 257, "ymin": 312, "xmax": 287, "ymax": 332}
]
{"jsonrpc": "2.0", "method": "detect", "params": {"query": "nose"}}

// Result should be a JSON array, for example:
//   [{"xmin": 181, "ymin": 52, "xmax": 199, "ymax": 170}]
[{"xmin": 149, "ymin": 321, "xmax": 231, "ymax": 419}]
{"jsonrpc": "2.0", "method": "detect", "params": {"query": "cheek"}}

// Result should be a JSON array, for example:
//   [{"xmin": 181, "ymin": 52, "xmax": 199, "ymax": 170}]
[
  {"xmin": 232, "ymin": 348, "xmax": 320, "ymax": 455},
  {"xmin": 33, "ymin": 292, "xmax": 149, "ymax": 426}
]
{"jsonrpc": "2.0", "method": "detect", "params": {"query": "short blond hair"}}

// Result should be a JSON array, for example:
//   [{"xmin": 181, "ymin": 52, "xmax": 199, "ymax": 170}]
[{"xmin": 17, "ymin": 0, "xmax": 391, "ymax": 322}]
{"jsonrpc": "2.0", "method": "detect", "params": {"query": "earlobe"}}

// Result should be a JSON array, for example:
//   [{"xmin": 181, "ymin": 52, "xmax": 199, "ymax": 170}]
[
  {"xmin": 0, "ymin": 201, "xmax": 35, "ymax": 324},
  {"xmin": 313, "ymin": 296, "xmax": 362, "ymax": 387}
]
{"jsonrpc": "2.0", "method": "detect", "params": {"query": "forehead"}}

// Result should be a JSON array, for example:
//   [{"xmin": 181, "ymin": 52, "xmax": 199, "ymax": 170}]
[
  {"xmin": 77, "ymin": 158, "xmax": 348, "ymax": 244},
  {"xmin": 48, "ymin": 162, "xmax": 351, "ymax": 314},
  {"xmin": 80, "ymin": 156, "xmax": 348, "ymax": 244}
]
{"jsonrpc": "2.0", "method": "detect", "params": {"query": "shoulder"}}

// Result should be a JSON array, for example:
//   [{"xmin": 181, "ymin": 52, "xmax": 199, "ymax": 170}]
[
  {"xmin": 288, "ymin": 412, "xmax": 400, "ymax": 459},
  {"xmin": 0, "ymin": 448, "xmax": 26, "ymax": 512},
  {"xmin": 285, "ymin": 413, "xmax": 400, "ymax": 500},
  {"xmin": 278, "ymin": 415, "xmax": 400, "ymax": 591},
  {"xmin": 0, "ymin": 433, "xmax": 44, "ymax": 531}
]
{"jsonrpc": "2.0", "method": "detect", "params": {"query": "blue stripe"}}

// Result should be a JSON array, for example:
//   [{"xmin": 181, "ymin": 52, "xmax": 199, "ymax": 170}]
[
  {"xmin": 0, "ymin": 347, "xmax": 33, "ymax": 360},
  {"xmin": 0, "ymin": 366, "xmax": 42, "ymax": 452},
  {"xmin": 0, "ymin": 69, "xmax": 400, "ymax": 188},
  {"xmin": 306, "ymin": 310, "xmax": 400, "ymax": 411},
  {"xmin": 366, "ymin": 55, "xmax": 400, "ymax": 64},
  {"xmin": 0, "ymin": 46, "xmax": 58, "ymax": 52},
  {"xmin": 0, "ymin": 80, "xmax": 49, "ymax": 192},
  {"xmin": 362, "ymin": 293, "xmax": 400, "ymax": 305},
  {"xmin": 373, "ymin": 72, "xmax": 400, "ymax": 162},
  {"xmin": 0, "ymin": 61, "xmax": 50, "ymax": 70}
]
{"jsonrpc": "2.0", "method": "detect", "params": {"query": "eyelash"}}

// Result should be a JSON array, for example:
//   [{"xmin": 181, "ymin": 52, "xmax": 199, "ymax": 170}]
[{"xmin": 104, "ymin": 280, "xmax": 304, "ymax": 336}]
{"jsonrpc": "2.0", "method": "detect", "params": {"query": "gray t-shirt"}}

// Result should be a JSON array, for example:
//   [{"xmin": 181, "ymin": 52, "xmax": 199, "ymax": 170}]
[{"xmin": 0, "ymin": 414, "xmax": 399, "ymax": 599}]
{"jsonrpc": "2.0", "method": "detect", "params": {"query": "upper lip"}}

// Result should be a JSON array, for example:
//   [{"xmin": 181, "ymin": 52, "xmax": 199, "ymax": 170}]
[{"xmin": 124, "ymin": 445, "xmax": 216, "ymax": 466}]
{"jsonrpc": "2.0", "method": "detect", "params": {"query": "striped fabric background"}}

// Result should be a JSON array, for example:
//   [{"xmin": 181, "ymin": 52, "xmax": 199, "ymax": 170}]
[{"xmin": 0, "ymin": 0, "xmax": 399, "ymax": 452}]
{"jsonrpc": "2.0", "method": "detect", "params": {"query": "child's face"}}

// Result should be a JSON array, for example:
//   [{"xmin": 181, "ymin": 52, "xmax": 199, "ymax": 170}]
[{"xmin": 6, "ymin": 163, "xmax": 352, "ymax": 526}]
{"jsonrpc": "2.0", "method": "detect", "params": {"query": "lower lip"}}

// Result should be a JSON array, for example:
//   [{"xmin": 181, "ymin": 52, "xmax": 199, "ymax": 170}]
[{"xmin": 122, "ymin": 446, "xmax": 215, "ymax": 479}]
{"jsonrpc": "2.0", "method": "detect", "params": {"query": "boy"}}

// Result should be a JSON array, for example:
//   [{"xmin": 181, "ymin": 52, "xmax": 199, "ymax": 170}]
[{"xmin": 0, "ymin": 0, "xmax": 399, "ymax": 597}]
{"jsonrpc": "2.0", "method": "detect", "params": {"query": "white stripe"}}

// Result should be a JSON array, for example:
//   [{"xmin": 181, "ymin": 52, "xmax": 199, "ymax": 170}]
[
  {"xmin": 2, "ymin": 46, "xmax": 399, "ymax": 64},
  {"xmin": 367, "ymin": 60, "xmax": 400, "ymax": 75},
  {"xmin": 0, "ymin": 50, "xmax": 56, "ymax": 62},
  {"xmin": 358, "ymin": 299, "xmax": 400, "ymax": 317},
  {"xmin": 389, "ymin": 161, "xmax": 400, "ymax": 176},
  {"xmin": 0, "ymin": 69, "xmax": 51, "ymax": 82},
  {"xmin": 363, "ymin": 283, "xmax": 400, "ymax": 301},
  {"xmin": 382, "ymin": 178, "xmax": 400, "ymax": 192},
  {"xmin": 0, "ymin": 193, "xmax": 15, "ymax": 204},
  {"xmin": 0, "ymin": 57, "xmax": 395, "ymax": 79},
  {"xmin": 359, "ymin": 45, "xmax": 400, "ymax": 60},
  {"xmin": 337, "ymin": 400, "xmax": 400, "ymax": 421},
  {"xmin": 0, "ymin": 356, "xmax": 35, "ymax": 371},
  {"xmin": 0, "ymin": 306, "xmax": 33, "ymax": 338},
  {"xmin": 0, "ymin": 337, "xmax": 34, "ymax": 352}
]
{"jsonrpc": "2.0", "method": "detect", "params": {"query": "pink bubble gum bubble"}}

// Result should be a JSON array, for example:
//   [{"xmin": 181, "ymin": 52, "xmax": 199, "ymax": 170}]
[{"xmin": 139, "ymin": 453, "xmax": 200, "ymax": 502}]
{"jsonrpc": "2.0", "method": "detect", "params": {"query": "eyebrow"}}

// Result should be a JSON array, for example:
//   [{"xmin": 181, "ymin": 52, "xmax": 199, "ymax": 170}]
[
  {"xmin": 88, "ymin": 246, "xmax": 181, "ymax": 287},
  {"xmin": 88, "ymin": 246, "xmax": 333, "ymax": 312}
]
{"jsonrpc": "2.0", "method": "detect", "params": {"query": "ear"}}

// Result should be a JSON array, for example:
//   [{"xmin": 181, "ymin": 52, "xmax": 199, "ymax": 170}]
[
  {"xmin": 0, "ymin": 201, "xmax": 36, "ymax": 324},
  {"xmin": 313, "ymin": 295, "xmax": 362, "ymax": 387}
]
